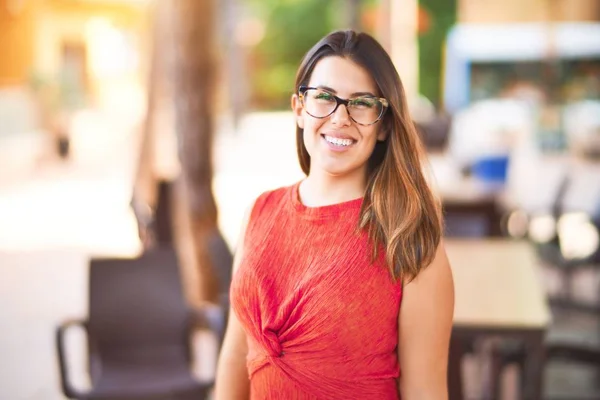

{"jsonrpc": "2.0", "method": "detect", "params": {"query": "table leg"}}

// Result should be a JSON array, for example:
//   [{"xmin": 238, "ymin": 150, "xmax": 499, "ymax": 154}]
[
  {"xmin": 449, "ymin": 334, "xmax": 465, "ymax": 400},
  {"xmin": 522, "ymin": 331, "xmax": 545, "ymax": 400}
]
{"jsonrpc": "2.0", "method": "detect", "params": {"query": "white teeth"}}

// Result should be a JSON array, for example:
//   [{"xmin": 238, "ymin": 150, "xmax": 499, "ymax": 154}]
[{"xmin": 324, "ymin": 135, "xmax": 353, "ymax": 146}]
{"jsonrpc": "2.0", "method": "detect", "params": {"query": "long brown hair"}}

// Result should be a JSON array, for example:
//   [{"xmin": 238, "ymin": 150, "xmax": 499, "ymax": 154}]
[{"xmin": 294, "ymin": 30, "xmax": 442, "ymax": 282}]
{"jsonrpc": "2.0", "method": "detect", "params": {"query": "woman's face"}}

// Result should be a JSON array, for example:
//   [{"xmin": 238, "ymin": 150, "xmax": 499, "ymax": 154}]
[{"xmin": 292, "ymin": 56, "xmax": 387, "ymax": 179}]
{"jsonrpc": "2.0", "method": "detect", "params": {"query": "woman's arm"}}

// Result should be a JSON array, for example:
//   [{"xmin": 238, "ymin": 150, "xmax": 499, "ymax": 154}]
[
  {"xmin": 214, "ymin": 203, "xmax": 254, "ymax": 400},
  {"xmin": 398, "ymin": 241, "xmax": 455, "ymax": 399},
  {"xmin": 214, "ymin": 310, "xmax": 250, "ymax": 399}
]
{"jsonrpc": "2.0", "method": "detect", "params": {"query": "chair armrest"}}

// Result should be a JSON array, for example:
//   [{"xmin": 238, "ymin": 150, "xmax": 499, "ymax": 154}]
[
  {"xmin": 55, "ymin": 318, "xmax": 90, "ymax": 399},
  {"xmin": 547, "ymin": 342, "xmax": 600, "ymax": 366},
  {"xmin": 188, "ymin": 304, "xmax": 225, "ymax": 346}
]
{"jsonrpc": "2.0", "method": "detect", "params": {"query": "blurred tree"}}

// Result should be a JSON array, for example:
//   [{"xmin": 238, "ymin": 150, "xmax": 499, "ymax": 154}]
[
  {"xmin": 222, "ymin": 0, "xmax": 247, "ymax": 129},
  {"xmin": 341, "ymin": 0, "xmax": 362, "ymax": 31},
  {"xmin": 246, "ymin": 0, "xmax": 337, "ymax": 109},
  {"xmin": 418, "ymin": 0, "xmax": 456, "ymax": 108},
  {"xmin": 167, "ymin": 0, "xmax": 220, "ymax": 304},
  {"xmin": 243, "ymin": 0, "xmax": 394, "ymax": 110}
]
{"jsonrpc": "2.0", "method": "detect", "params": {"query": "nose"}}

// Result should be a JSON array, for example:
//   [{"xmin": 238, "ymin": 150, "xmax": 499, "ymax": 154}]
[{"xmin": 330, "ymin": 103, "xmax": 351, "ymax": 126}]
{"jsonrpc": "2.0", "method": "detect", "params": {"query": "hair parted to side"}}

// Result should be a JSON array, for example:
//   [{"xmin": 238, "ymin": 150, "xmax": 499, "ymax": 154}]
[{"xmin": 294, "ymin": 30, "xmax": 443, "ymax": 283}]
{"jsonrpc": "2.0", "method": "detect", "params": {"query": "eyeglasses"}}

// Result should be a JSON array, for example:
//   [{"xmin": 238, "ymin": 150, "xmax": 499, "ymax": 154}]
[{"xmin": 298, "ymin": 86, "xmax": 388, "ymax": 126}]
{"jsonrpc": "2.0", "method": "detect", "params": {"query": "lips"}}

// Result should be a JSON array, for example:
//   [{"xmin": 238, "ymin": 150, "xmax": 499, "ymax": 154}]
[
  {"xmin": 324, "ymin": 135, "xmax": 354, "ymax": 146},
  {"xmin": 320, "ymin": 134, "xmax": 356, "ymax": 153},
  {"xmin": 321, "ymin": 131, "xmax": 356, "ymax": 140},
  {"xmin": 321, "ymin": 132, "xmax": 357, "ymax": 146}
]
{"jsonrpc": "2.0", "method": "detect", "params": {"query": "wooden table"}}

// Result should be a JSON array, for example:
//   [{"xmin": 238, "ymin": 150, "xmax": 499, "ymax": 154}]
[{"xmin": 445, "ymin": 239, "xmax": 552, "ymax": 400}]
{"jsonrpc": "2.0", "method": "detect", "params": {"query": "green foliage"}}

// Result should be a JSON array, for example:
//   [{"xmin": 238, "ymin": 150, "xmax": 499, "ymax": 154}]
[
  {"xmin": 246, "ymin": 0, "xmax": 338, "ymax": 109},
  {"xmin": 418, "ymin": 0, "xmax": 456, "ymax": 107},
  {"xmin": 28, "ymin": 70, "xmax": 88, "ymax": 113},
  {"xmin": 244, "ymin": 0, "xmax": 406, "ymax": 110}
]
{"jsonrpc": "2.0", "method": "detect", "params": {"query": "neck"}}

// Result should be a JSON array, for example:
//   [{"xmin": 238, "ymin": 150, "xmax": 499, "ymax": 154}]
[{"xmin": 300, "ymin": 167, "xmax": 367, "ymax": 207}]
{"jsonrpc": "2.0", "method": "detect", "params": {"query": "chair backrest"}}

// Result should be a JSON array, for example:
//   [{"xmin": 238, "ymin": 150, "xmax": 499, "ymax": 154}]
[
  {"xmin": 154, "ymin": 180, "xmax": 174, "ymax": 246},
  {"xmin": 443, "ymin": 199, "xmax": 503, "ymax": 238},
  {"xmin": 207, "ymin": 229, "xmax": 233, "ymax": 304},
  {"xmin": 151, "ymin": 180, "xmax": 233, "ymax": 302},
  {"xmin": 87, "ymin": 247, "xmax": 190, "ymax": 367}
]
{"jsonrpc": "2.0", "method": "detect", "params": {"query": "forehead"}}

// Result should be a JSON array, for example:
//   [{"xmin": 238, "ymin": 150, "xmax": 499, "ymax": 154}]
[{"xmin": 308, "ymin": 56, "xmax": 377, "ymax": 96}]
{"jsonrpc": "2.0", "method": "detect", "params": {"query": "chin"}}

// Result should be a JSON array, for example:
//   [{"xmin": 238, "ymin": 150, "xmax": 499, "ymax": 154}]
[{"xmin": 317, "ymin": 160, "xmax": 360, "ymax": 178}]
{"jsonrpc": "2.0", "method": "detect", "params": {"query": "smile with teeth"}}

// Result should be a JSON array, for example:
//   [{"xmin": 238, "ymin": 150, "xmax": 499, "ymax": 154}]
[{"xmin": 323, "ymin": 135, "xmax": 355, "ymax": 147}]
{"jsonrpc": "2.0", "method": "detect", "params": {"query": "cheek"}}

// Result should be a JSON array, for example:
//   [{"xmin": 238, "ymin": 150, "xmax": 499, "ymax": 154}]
[
  {"xmin": 302, "ymin": 119, "xmax": 325, "ymax": 150},
  {"xmin": 362, "ymin": 127, "xmax": 381, "ymax": 146},
  {"xmin": 303, "ymin": 114, "xmax": 324, "ymax": 134}
]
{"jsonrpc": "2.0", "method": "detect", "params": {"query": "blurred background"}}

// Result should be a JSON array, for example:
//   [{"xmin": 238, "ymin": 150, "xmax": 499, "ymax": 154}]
[{"xmin": 1, "ymin": 0, "xmax": 600, "ymax": 399}]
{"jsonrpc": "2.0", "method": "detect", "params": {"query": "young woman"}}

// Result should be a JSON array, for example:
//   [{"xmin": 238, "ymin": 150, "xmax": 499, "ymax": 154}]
[{"xmin": 215, "ymin": 30, "xmax": 454, "ymax": 400}]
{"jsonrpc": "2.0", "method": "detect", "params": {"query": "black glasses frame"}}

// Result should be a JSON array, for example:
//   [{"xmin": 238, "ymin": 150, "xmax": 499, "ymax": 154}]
[{"xmin": 298, "ymin": 85, "xmax": 389, "ymax": 126}]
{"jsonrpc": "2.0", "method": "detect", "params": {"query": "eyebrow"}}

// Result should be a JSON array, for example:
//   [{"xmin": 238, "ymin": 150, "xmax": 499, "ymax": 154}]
[{"xmin": 315, "ymin": 85, "xmax": 377, "ymax": 98}]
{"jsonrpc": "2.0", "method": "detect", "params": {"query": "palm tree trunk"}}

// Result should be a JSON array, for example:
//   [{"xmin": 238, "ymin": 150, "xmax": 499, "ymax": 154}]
[{"xmin": 166, "ymin": 0, "xmax": 219, "ymax": 303}]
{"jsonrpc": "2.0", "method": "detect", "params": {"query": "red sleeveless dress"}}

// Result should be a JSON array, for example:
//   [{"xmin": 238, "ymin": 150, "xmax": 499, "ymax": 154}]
[{"xmin": 230, "ymin": 182, "xmax": 403, "ymax": 399}]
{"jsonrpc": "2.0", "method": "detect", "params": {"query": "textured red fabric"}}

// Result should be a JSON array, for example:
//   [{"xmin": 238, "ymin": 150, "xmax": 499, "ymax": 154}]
[{"xmin": 230, "ymin": 182, "xmax": 403, "ymax": 399}]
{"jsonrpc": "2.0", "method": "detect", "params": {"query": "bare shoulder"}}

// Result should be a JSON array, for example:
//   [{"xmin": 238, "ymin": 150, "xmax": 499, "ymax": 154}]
[
  {"xmin": 406, "ymin": 241, "xmax": 454, "ymax": 290},
  {"xmin": 397, "ymin": 241, "xmax": 454, "ymax": 397},
  {"xmin": 401, "ymin": 241, "xmax": 455, "ymax": 319}
]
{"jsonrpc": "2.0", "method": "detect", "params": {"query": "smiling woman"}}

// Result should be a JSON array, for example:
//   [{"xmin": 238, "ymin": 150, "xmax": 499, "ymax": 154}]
[{"xmin": 215, "ymin": 30, "xmax": 455, "ymax": 400}]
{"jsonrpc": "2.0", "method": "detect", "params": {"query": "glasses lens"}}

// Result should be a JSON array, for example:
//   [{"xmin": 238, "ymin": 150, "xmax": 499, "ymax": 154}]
[
  {"xmin": 302, "ymin": 88, "xmax": 385, "ymax": 125},
  {"xmin": 347, "ymin": 97, "xmax": 384, "ymax": 125},
  {"xmin": 303, "ymin": 89, "xmax": 337, "ymax": 118}
]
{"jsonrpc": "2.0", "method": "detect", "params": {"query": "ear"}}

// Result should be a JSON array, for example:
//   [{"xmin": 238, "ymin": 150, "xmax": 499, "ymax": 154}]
[
  {"xmin": 291, "ymin": 93, "xmax": 304, "ymax": 129},
  {"xmin": 376, "ymin": 126, "xmax": 388, "ymax": 142}
]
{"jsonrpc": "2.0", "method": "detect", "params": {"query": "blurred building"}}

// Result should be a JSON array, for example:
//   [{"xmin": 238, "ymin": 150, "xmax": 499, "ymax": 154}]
[
  {"xmin": 0, "ymin": 0, "xmax": 150, "ymax": 136},
  {"xmin": 459, "ymin": 0, "xmax": 600, "ymax": 23}
]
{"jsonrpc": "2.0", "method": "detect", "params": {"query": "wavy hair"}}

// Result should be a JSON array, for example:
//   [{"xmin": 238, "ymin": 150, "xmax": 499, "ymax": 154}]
[{"xmin": 294, "ymin": 30, "xmax": 442, "ymax": 282}]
